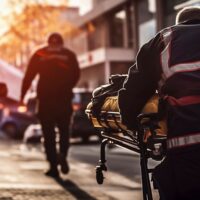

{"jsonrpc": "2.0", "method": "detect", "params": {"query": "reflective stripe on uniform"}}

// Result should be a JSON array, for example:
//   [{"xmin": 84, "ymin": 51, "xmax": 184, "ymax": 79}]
[
  {"xmin": 160, "ymin": 28, "xmax": 200, "ymax": 89},
  {"xmin": 159, "ymin": 28, "xmax": 172, "ymax": 89},
  {"xmin": 170, "ymin": 61, "xmax": 200, "ymax": 75},
  {"xmin": 167, "ymin": 133, "xmax": 200, "ymax": 149}
]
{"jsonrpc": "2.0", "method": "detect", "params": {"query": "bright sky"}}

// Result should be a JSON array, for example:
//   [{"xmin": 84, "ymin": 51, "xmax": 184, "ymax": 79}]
[
  {"xmin": 69, "ymin": 0, "xmax": 92, "ymax": 15},
  {"xmin": 0, "ymin": 0, "xmax": 92, "ymax": 15},
  {"xmin": 0, "ymin": 0, "xmax": 92, "ymax": 35}
]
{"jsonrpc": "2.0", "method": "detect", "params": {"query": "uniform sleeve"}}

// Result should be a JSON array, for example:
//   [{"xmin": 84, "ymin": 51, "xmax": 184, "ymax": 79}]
[
  {"xmin": 118, "ymin": 35, "xmax": 162, "ymax": 130},
  {"xmin": 21, "ymin": 53, "xmax": 39, "ymax": 101}
]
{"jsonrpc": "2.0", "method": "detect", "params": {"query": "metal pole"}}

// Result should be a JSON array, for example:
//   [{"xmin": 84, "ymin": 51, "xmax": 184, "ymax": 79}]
[{"xmin": 132, "ymin": 0, "xmax": 139, "ymax": 53}]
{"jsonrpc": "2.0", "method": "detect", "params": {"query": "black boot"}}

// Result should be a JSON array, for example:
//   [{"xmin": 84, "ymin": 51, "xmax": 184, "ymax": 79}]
[
  {"xmin": 45, "ymin": 164, "xmax": 59, "ymax": 178},
  {"xmin": 58, "ymin": 154, "xmax": 69, "ymax": 174}
]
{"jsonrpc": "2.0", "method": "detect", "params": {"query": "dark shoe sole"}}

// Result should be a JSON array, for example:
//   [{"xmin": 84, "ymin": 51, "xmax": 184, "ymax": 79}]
[
  {"xmin": 45, "ymin": 170, "xmax": 59, "ymax": 178},
  {"xmin": 60, "ymin": 161, "xmax": 69, "ymax": 174}
]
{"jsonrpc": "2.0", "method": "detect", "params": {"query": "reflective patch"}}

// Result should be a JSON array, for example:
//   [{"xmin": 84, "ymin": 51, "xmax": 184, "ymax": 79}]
[{"xmin": 167, "ymin": 133, "xmax": 200, "ymax": 149}]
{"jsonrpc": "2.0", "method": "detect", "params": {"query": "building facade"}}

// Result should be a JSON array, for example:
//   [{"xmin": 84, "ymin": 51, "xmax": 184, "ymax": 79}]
[
  {"xmin": 69, "ymin": 0, "xmax": 136, "ymax": 89},
  {"xmin": 69, "ymin": 0, "xmax": 200, "ymax": 89}
]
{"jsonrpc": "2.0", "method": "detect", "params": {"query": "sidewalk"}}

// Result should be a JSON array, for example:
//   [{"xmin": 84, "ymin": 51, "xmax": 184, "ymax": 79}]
[{"xmin": 0, "ymin": 140, "xmax": 158, "ymax": 200}]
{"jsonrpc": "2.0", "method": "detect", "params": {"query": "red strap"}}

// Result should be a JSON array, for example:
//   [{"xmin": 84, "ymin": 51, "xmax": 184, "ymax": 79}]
[{"xmin": 167, "ymin": 95, "xmax": 200, "ymax": 106}]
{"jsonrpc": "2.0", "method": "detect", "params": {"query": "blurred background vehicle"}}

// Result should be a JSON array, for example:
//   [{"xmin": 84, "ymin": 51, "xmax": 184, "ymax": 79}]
[
  {"xmin": 23, "ymin": 88, "xmax": 96, "ymax": 144},
  {"xmin": 70, "ymin": 88, "xmax": 96, "ymax": 143},
  {"xmin": 0, "ymin": 82, "xmax": 96, "ymax": 142},
  {"xmin": 23, "ymin": 124, "xmax": 42, "ymax": 143},
  {"xmin": 0, "ymin": 82, "xmax": 38, "ymax": 139}
]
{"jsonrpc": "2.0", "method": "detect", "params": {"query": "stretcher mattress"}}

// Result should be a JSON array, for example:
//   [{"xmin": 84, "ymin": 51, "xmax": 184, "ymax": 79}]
[{"xmin": 86, "ymin": 95, "xmax": 167, "ymax": 136}]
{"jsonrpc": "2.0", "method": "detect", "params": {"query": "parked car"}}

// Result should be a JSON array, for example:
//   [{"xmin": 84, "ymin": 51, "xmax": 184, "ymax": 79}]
[
  {"xmin": 70, "ymin": 88, "xmax": 96, "ymax": 143},
  {"xmin": 0, "ymin": 82, "xmax": 38, "ymax": 139},
  {"xmin": 23, "ymin": 124, "xmax": 42, "ymax": 143}
]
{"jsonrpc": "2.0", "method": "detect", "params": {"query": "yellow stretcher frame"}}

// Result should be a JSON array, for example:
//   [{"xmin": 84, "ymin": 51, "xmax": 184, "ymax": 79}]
[{"xmin": 86, "ymin": 94, "xmax": 167, "ymax": 139}]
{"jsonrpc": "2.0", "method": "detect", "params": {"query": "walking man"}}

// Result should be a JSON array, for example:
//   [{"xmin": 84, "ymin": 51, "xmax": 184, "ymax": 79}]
[{"xmin": 21, "ymin": 32, "xmax": 80, "ymax": 178}]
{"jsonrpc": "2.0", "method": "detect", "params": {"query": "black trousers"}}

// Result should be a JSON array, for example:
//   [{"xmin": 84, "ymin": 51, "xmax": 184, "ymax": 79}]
[
  {"xmin": 152, "ymin": 148, "xmax": 200, "ymax": 200},
  {"xmin": 38, "ymin": 102, "xmax": 72, "ymax": 168}
]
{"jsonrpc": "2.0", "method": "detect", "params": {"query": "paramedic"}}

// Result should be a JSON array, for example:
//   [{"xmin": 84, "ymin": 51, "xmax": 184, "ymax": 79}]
[{"xmin": 118, "ymin": 6, "xmax": 200, "ymax": 200}]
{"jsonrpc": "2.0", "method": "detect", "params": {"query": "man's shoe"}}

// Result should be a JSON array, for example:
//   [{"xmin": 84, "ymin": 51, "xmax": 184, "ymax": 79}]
[
  {"xmin": 60, "ymin": 159, "xmax": 69, "ymax": 174},
  {"xmin": 45, "ymin": 169, "xmax": 59, "ymax": 178}
]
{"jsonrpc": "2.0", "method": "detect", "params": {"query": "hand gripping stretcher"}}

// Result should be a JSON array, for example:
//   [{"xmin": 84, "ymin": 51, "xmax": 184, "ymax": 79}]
[{"xmin": 85, "ymin": 75, "xmax": 167, "ymax": 200}]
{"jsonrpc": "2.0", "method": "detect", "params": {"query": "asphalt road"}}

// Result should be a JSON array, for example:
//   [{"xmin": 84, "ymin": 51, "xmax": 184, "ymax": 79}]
[
  {"xmin": 69, "ymin": 139, "xmax": 160, "ymax": 184},
  {"xmin": 0, "ymin": 136, "xmax": 160, "ymax": 199},
  {"xmin": 0, "ymin": 140, "xmax": 142, "ymax": 200},
  {"xmin": 0, "ymin": 129, "xmax": 160, "ymax": 185}
]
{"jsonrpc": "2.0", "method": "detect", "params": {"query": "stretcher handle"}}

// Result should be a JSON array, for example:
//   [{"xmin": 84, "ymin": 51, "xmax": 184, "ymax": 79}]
[{"xmin": 137, "ymin": 113, "xmax": 159, "ymax": 124}]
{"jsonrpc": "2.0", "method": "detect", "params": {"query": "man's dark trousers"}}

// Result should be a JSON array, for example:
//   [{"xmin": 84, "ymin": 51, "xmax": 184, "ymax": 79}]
[{"xmin": 38, "ymin": 100, "xmax": 72, "ymax": 169}]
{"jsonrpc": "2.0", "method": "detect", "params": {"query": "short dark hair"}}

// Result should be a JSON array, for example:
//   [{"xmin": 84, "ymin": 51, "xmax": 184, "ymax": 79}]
[
  {"xmin": 47, "ymin": 32, "xmax": 64, "ymax": 45},
  {"xmin": 176, "ymin": 6, "xmax": 200, "ymax": 24}
]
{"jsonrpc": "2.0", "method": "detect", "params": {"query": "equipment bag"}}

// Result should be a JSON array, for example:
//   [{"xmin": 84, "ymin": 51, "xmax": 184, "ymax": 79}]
[{"xmin": 91, "ymin": 74, "xmax": 127, "ymax": 117}]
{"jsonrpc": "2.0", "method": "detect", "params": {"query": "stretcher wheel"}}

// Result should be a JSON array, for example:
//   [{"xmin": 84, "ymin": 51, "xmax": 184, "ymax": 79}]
[{"xmin": 96, "ymin": 166, "xmax": 104, "ymax": 184}]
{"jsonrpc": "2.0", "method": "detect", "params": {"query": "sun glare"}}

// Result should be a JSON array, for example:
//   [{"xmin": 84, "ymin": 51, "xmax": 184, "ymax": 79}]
[
  {"xmin": 0, "ymin": 0, "xmax": 93, "ymax": 68},
  {"xmin": 0, "ymin": 0, "xmax": 22, "ymax": 16},
  {"xmin": 0, "ymin": 0, "xmax": 92, "ymax": 36},
  {"xmin": 0, "ymin": 0, "xmax": 10, "ymax": 15},
  {"xmin": 0, "ymin": 0, "xmax": 24, "ymax": 35},
  {"xmin": 68, "ymin": 0, "xmax": 92, "ymax": 15}
]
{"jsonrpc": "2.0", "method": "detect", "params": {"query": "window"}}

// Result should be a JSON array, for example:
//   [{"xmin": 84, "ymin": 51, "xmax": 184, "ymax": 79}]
[
  {"xmin": 109, "ymin": 10, "xmax": 126, "ymax": 47},
  {"xmin": 138, "ymin": 0, "xmax": 156, "ymax": 47}
]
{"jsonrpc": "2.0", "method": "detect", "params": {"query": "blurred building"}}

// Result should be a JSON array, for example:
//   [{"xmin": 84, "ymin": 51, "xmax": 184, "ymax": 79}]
[
  {"xmin": 156, "ymin": 0, "xmax": 200, "ymax": 30},
  {"xmin": 70, "ymin": 0, "xmax": 200, "ymax": 89},
  {"xmin": 0, "ymin": 59, "xmax": 23, "ymax": 100},
  {"xmin": 70, "ymin": 0, "xmax": 137, "ymax": 89}
]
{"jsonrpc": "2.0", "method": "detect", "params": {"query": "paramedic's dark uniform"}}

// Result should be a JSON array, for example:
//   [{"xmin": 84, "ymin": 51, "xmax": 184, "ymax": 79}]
[
  {"xmin": 21, "ymin": 46, "xmax": 80, "ymax": 168},
  {"xmin": 119, "ymin": 20, "xmax": 200, "ymax": 200}
]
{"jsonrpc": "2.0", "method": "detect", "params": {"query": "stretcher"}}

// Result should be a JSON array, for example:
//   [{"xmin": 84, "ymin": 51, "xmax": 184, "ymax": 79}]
[{"xmin": 85, "ymin": 93, "xmax": 167, "ymax": 200}]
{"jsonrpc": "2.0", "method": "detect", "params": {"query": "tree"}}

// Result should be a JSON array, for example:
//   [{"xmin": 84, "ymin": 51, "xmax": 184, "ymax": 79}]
[{"xmin": 0, "ymin": 0, "xmax": 80, "ymax": 70}]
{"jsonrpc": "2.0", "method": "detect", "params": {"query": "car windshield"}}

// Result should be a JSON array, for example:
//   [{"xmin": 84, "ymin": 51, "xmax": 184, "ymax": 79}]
[{"xmin": 72, "ymin": 92, "xmax": 92, "ymax": 106}]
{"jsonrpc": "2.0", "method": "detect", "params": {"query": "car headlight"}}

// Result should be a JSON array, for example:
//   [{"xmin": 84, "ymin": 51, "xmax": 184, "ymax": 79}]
[
  {"xmin": 72, "ymin": 103, "xmax": 81, "ymax": 111},
  {"xmin": 17, "ymin": 105, "xmax": 28, "ymax": 113}
]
